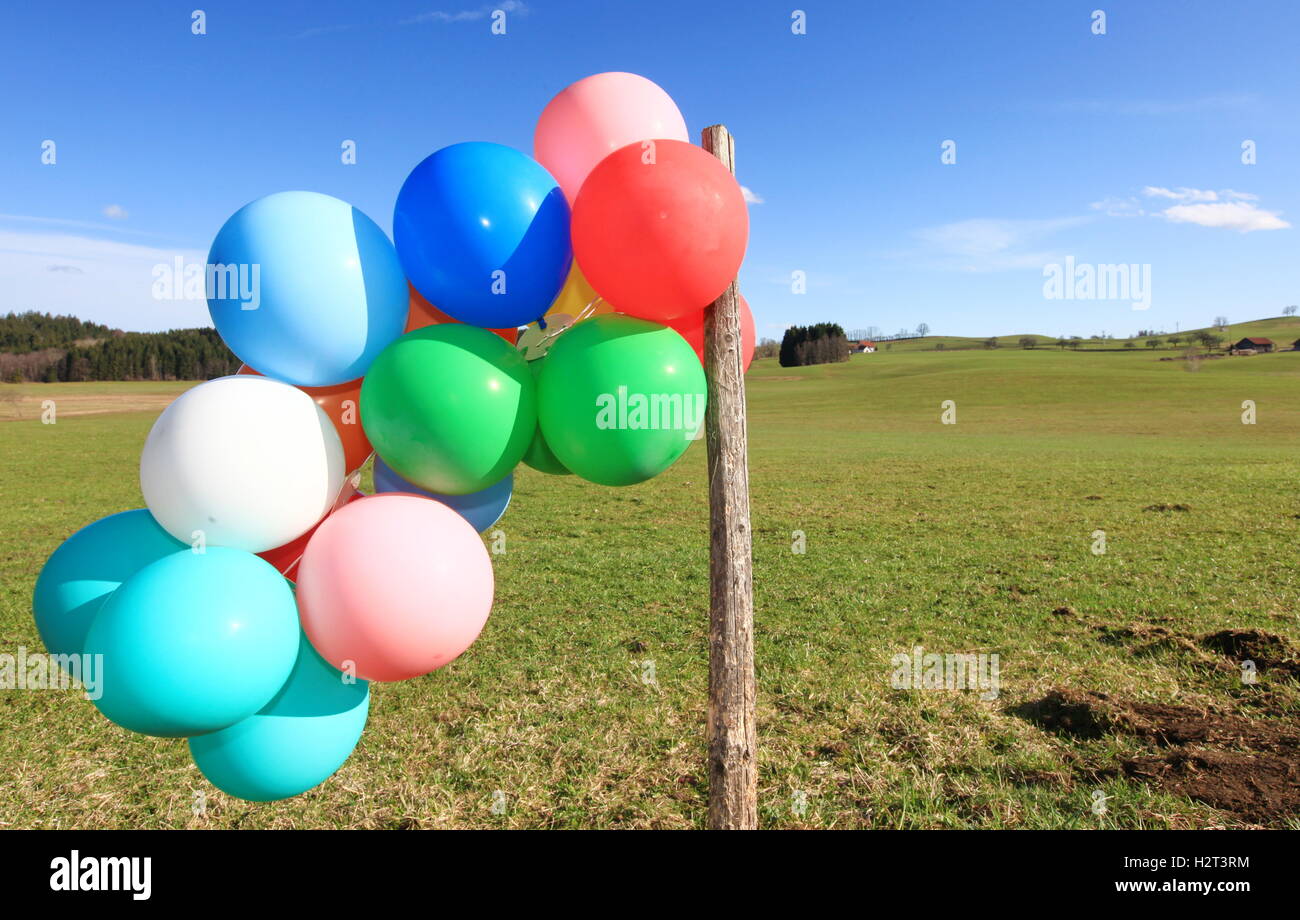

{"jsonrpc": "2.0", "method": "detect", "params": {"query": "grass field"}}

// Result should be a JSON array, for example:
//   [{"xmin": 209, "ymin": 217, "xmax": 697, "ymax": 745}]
[{"xmin": 3, "ymin": 343, "xmax": 1299, "ymax": 828}]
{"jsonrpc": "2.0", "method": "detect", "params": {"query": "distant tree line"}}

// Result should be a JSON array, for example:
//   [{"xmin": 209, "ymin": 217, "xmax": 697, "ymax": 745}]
[
  {"xmin": 779, "ymin": 323, "xmax": 850, "ymax": 367},
  {"xmin": 0, "ymin": 312, "xmax": 115, "ymax": 352},
  {"xmin": 0, "ymin": 312, "xmax": 239, "ymax": 382}
]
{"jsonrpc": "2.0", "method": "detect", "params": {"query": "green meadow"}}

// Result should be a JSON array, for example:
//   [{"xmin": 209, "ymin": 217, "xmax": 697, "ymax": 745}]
[{"xmin": 3, "ymin": 333, "xmax": 1299, "ymax": 828}]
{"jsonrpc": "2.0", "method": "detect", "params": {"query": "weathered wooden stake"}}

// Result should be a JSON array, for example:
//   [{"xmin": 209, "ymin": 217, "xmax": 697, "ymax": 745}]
[{"xmin": 701, "ymin": 124, "xmax": 757, "ymax": 829}]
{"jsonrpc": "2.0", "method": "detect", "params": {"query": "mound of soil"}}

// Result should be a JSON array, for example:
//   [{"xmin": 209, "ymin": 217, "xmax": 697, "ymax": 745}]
[
  {"xmin": 1123, "ymin": 751, "xmax": 1300, "ymax": 824},
  {"xmin": 1091, "ymin": 622, "xmax": 1300, "ymax": 681},
  {"xmin": 1199, "ymin": 629, "xmax": 1300, "ymax": 679},
  {"xmin": 1014, "ymin": 688, "xmax": 1300, "ymax": 825}
]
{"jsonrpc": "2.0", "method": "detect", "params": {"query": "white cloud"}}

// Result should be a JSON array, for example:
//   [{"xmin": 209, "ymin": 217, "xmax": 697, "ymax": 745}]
[
  {"xmin": 1161, "ymin": 201, "xmax": 1290, "ymax": 232},
  {"xmin": 1090, "ymin": 196, "xmax": 1145, "ymax": 217},
  {"xmin": 909, "ymin": 217, "xmax": 1089, "ymax": 272},
  {"xmin": 293, "ymin": 23, "xmax": 358, "ymax": 39},
  {"xmin": 102, "ymin": 204, "xmax": 129, "ymax": 219},
  {"xmin": 1142, "ymin": 186, "xmax": 1219, "ymax": 202},
  {"xmin": 1136, "ymin": 187, "xmax": 1288, "ymax": 232},
  {"xmin": 0, "ymin": 224, "xmax": 209, "ymax": 330},
  {"xmin": 1089, "ymin": 188, "xmax": 1289, "ymax": 233},
  {"xmin": 404, "ymin": 1, "xmax": 525, "ymax": 23},
  {"xmin": 741, "ymin": 185, "xmax": 763, "ymax": 204}
]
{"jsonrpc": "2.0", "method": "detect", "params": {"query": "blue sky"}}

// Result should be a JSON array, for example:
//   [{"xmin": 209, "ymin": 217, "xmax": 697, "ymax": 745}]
[{"xmin": 2, "ymin": 0, "xmax": 1296, "ymax": 338}]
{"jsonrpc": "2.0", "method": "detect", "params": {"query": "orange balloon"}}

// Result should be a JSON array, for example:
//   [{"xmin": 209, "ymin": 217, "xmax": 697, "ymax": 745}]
[
  {"xmin": 258, "ymin": 487, "xmax": 365, "ymax": 583},
  {"xmin": 236, "ymin": 365, "xmax": 373, "ymax": 473},
  {"xmin": 667, "ymin": 294, "xmax": 756, "ymax": 373},
  {"xmin": 406, "ymin": 284, "xmax": 518, "ymax": 345}
]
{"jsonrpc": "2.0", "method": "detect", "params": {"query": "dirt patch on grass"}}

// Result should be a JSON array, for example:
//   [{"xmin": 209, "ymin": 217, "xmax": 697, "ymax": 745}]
[
  {"xmin": 1122, "ymin": 751, "xmax": 1300, "ymax": 825},
  {"xmin": 1142, "ymin": 502, "xmax": 1191, "ymax": 512},
  {"xmin": 1200, "ymin": 629, "xmax": 1300, "ymax": 679},
  {"xmin": 1091, "ymin": 622, "xmax": 1300, "ymax": 681},
  {"xmin": 1014, "ymin": 688, "xmax": 1300, "ymax": 824},
  {"xmin": 0, "ymin": 391, "xmax": 179, "ymax": 420}
]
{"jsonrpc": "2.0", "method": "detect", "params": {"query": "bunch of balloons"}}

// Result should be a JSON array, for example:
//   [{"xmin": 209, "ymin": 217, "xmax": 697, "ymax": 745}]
[{"xmin": 32, "ymin": 72, "xmax": 752, "ymax": 802}]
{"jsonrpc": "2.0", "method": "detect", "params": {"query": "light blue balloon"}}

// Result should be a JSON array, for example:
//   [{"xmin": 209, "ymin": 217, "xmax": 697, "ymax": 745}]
[
  {"xmin": 394, "ymin": 142, "xmax": 571, "ymax": 329},
  {"xmin": 84, "ymin": 548, "xmax": 299, "ymax": 738},
  {"xmin": 373, "ymin": 456, "xmax": 511, "ymax": 533},
  {"xmin": 189, "ymin": 629, "xmax": 369, "ymax": 802},
  {"xmin": 208, "ymin": 191, "xmax": 408, "ymax": 387},
  {"xmin": 33, "ymin": 510, "xmax": 187, "ymax": 664}
]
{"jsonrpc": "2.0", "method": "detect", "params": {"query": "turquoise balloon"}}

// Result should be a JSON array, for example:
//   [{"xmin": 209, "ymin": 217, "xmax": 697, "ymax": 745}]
[
  {"xmin": 189, "ymin": 630, "xmax": 369, "ymax": 802},
  {"xmin": 32, "ymin": 510, "xmax": 186, "ymax": 663},
  {"xmin": 84, "ymin": 548, "xmax": 299, "ymax": 738},
  {"xmin": 207, "ymin": 191, "xmax": 409, "ymax": 387}
]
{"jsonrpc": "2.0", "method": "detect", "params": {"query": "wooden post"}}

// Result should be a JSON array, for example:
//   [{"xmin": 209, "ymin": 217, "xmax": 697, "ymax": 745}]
[{"xmin": 700, "ymin": 124, "xmax": 757, "ymax": 829}]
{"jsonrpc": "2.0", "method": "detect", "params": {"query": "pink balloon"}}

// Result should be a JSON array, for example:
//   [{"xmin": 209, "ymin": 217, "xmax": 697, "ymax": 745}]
[
  {"xmin": 296, "ymin": 493, "xmax": 494, "ymax": 682},
  {"xmin": 534, "ymin": 71, "xmax": 689, "ymax": 205}
]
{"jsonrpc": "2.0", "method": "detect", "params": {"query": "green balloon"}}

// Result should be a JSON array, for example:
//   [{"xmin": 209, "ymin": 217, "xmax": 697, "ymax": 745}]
[
  {"xmin": 538, "ymin": 314, "xmax": 706, "ymax": 486},
  {"xmin": 361, "ymin": 324, "xmax": 536, "ymax": 494},
  {"xmin": 522, "ymin": 358, "xmax": 570, "ymax": 476}
]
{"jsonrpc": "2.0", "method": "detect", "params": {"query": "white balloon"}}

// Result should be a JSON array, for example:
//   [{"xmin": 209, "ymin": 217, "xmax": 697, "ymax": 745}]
[{"xmin": 140, "ymin": 375, "xmax": 346, "ymax": 553}]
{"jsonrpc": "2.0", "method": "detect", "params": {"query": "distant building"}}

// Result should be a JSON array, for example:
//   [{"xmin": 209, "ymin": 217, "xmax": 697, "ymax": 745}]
[
  {"xmin": 1232, "ymin": 337, "xmax": 1275, "ymax": 353},
  {"xmin": 1292, "ymin": 338, "xmax": 1300, "ymax": 351},
  {"xmin": 852, "ymin": 340, "xmax": 877, "ymax": 354}
]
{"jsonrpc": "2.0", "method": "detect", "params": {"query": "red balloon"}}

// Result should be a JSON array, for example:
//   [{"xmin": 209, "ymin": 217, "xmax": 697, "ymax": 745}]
[
  {"xmin": 258, "ymin": 488, "xmax": 365, "ymax": 583},
  {"xmin": 667, "ymin": 295, "xmax": 756, "ymax": 373},
  {"xmin": 572, "ymin": 139, "xmax": 748, "ymax": 322},
  {"xmin": 236, "ymin": 365, "xmax": 373, "ymax": 474}
]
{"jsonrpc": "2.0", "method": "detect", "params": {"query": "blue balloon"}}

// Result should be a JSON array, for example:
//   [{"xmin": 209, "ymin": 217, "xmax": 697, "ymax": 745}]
[
  {"xmin": 84, "ymin": 548, "xmax": 300, "ymax": 738},
  {"xmin": 208, "ymin": 191, "xmax": 408, "ymax": 387},
  {"xmin": 394, "ymin": 142, "xmax": 571, "ymax": 329},
  {"xmin": 373, "ymin": 456, "xmax": 512, "ymax": 533},
  {"xmin": 33, "ymin": 510, "xmax": 186, "ymax": 664},
  {"xmin": 189, "ymin": 629, "xmax": 369, "ymax": 802}
]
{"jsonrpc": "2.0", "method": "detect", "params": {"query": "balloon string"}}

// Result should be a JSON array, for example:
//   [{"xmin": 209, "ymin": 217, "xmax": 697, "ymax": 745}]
[{"xmin": 529, "ymin": 296, "xmax": 604, "ymax": 357}]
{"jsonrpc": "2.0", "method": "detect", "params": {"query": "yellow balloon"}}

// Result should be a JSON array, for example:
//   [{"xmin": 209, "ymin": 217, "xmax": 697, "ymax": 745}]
[
  {"xmin": 545, "ymin": 262, "xmax": 604, "ymax": 319},
  {"xmin": 519, "ymin": 263, "xmax": 614, "ymax": 360}
]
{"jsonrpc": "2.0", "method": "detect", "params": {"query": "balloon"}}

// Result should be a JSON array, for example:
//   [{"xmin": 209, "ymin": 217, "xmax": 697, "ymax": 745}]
[
  {"xmin": 544, "ymin": 260, "xmax": 602, "ymax": 320},
  {"xmin": 189, "ymin": 629, "xmax": 369, "ymax": 802},
  {"xmin": 84, "ymin": 547, "xmax": 300, "ymax": 737},
  {"xmin": 572, "ymin": 139, "xmax": 748, "ymax": 322},
  {"xmin": 207, "ymin": 191, "xmax": 408, "ymax": 387},
  {"xmin": 373, "ymin": 458, "xmax": 512, "ymax": 533},
  {"xmin": 360, "ymin": 324, "xmax": 536, "ymax": 495},
  {"xmin": 516, "ymin": 262, "xmax": 612, "ymax": 362},
  {"xmin": 534, "ymin": 72, "xmax": 689, "ymax": 205},
  {"xmin": 258, "ymin": 486, "xmax": 365, "ymax": 583},
  {"xmin": 394, "ymin": 142, "xmax": 571, "ymax": 329},
  {"xmin": 666, "ymin": 294, "xmax": 757, "ymax": 373},
  {"xmin": 32, "ymin": 510, "xmax": 186, "ymax": 663},
  {"xmin": 521, "ymin": 359, "xmax": 569, "ymax": 475},
  {"xmin": 406, "ymin": 283, "xmax": 517, "ymax": 345},
  {"xmin": 537, "ymin": 314, "xmax": 706, "ymax": 486},
  {"xmin": 141, "ymin": 375, "xmax": 346, "ymax": 553},
  {"xmin": 297, "ymin": 494, "xmax": 494, "ymax": 682},
  {"xmin": 237, "ymin": 365, "xmax": 372, "ymax": 474}
]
